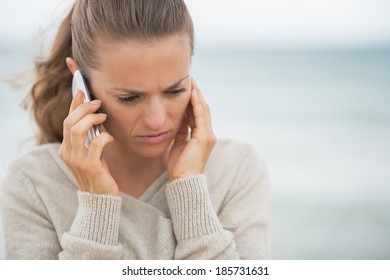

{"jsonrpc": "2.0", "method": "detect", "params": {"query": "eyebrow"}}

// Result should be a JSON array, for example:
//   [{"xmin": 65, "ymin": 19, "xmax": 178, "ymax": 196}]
[{"xmin": 111, "ymin": 75, "xmax": 190, "ymax": 95}]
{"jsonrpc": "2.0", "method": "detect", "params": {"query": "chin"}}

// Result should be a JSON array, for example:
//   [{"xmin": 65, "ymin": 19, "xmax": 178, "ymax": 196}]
[{"xmin": 131, "ymin": 141, "xmax": 172, "ymax": 159}]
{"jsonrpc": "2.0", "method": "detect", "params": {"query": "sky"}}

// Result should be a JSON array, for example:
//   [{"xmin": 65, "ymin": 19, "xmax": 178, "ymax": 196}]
[{"xmin": 0, "ymin": 0, "xmax": 390, "ymax": 49}]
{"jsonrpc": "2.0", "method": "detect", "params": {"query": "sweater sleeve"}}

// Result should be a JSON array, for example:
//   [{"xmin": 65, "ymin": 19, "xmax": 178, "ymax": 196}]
[
  {"xmin": 59, "ymin": 191, "xmax": 122, "ymax": 259},
  {"xmin": 165, "ymin": 148, "xmax": 270, "ymax": 260},
  {"xmin": 0, "ymin": 165, "xmax": 123, "ymax": 259}
]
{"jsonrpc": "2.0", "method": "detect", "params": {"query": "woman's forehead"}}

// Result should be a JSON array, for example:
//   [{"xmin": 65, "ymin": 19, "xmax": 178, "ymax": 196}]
[{"xmin": 91, "ymin": 35, "xmax": 191, "ymax": 86}]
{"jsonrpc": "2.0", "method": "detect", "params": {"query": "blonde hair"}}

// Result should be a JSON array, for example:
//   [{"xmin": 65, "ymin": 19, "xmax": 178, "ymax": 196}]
[{"xmin": 25, "ymin": 0, "xmax": 194, "ymax": 144}]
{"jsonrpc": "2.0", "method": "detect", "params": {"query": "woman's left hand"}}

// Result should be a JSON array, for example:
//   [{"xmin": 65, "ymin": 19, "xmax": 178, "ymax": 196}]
[{"xmin": 167, "ymin": 79, "xmax": 216, "ymax": 181}]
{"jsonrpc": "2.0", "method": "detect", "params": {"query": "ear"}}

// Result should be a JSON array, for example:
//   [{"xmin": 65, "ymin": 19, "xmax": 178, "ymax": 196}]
[{"xmin": 65, "ymin": 57, "xmax": 79, "ymax": 75}]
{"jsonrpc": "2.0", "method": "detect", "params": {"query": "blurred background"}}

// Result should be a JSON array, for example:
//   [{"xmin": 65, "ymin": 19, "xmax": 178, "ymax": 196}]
[{"xmin": 0, "ymin": 0, "xmax": 389, "ymax": 259}]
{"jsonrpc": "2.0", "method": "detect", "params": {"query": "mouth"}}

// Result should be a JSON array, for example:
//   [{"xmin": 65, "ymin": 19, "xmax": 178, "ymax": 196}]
[{"xmin": 136, "ymin": 130, "xmax": 172, "ymax": 145}]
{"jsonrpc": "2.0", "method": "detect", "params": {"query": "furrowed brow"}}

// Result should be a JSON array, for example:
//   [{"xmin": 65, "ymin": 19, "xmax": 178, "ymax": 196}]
[{"xmin": 111, "ymin": 75, "xmax": 190, "ymax": 94}]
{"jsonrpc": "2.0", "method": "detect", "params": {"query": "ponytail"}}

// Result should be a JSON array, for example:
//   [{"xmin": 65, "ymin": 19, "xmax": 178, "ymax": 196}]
[{"xmin": 25, "ymin": 6, "xmax": 74, "ymax": 144}]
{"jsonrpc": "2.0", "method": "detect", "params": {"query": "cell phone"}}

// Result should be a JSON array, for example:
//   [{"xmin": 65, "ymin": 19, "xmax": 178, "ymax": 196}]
[{"xmin": 71, "ymin": 70, "xmax": 101, "ymax": 146}]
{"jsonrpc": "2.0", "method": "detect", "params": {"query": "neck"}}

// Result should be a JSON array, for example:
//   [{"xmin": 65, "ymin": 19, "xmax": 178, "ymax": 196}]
[
  {"xmin": 104, "ymin": 142, "xmax": 168, "ymax": 175},
  {"xmin": 102, "ymin": 141, "xmax": 169, "ymax": 196}
]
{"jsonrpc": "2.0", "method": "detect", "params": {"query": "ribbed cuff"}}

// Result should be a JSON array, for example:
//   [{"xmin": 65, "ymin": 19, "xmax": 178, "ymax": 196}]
[
  {"xmin": 69, "ymin": 191, "xmax": 122, "ymax": 246},
  {"xmin": 165, "ymin": 175, "xmax": 222, "ymax": 240}
]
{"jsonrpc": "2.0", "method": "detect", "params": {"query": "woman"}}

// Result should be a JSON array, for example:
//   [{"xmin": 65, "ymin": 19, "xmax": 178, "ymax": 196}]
[{"xmin": 0, "ymin": 0, "xmax": 270, "ymax": 259}]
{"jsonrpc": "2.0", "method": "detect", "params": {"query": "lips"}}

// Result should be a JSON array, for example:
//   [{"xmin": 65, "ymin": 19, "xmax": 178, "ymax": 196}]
[{"xmin": 136, "ymin": 130, "xmax": 172, "ymax": 145}]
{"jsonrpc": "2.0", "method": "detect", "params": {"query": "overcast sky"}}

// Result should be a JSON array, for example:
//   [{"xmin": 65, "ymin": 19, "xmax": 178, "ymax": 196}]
[{"xmin": 1, "ymin": 0, "xmax": 390, "ymax": 49}]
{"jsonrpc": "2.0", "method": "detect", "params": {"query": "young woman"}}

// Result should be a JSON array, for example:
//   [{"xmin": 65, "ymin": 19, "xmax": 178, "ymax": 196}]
[{"xmin": 0, "ymin": 0, "xmax": 270, "ymax": 259}]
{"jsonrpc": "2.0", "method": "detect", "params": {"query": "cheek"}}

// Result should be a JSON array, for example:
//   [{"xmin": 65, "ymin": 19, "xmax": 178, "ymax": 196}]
[
  {"xmin": 100, "ymin": 102, "xmax": 134, "ymax": 132},
  {"xmin": 172, "ymin": 93, "xmax": 191, "ymax": 120}
]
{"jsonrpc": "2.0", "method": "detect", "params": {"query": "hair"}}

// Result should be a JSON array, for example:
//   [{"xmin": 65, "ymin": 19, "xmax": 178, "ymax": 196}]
[{"xmin": 25, "ymin": 0, "xmax": 194, "ymax": 144}]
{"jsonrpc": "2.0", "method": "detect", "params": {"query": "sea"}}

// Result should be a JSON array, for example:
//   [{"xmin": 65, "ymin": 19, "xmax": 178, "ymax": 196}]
[{"xmin": 0, "ymin": 44, "xmax": 389, "ymax": 259}]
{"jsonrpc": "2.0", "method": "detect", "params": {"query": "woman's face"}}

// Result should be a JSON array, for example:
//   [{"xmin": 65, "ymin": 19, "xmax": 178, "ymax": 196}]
[{"xmin": 89, "ymin": 34, "xmax": 192, "ymax": 158}]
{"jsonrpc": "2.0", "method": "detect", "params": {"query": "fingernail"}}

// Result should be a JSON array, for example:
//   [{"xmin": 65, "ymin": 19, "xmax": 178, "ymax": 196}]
[
  {"xmin": 90, "ymin": 100, "xmax": 101, "ymax": 105},
  {"xmin": 76, "ymin": 90, "xmax": 83, "ymax": 98},
  {"xmin": 192, "ymin": 89, "xmax": 198, "ymax": 98}
]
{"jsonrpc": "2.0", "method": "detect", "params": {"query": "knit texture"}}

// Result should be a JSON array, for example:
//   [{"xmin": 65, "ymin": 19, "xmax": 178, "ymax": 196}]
[
  {"xmin": 166, "ymin": 175, "xmax": 222, "ymax": 240},
  {"xmin": 70, "ymin": 192, "xmax": 122, "ymax": 245},
  {"xmin": 0, "ymin": 139, "xmax": 270, "ymax": 259}
]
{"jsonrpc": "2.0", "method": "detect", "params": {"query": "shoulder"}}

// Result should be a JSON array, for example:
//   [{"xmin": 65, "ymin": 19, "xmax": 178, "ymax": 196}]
[
  {"xmin": 211, "ymin": 138, "xmax": 255, "ymax": 157},
  {"xmin": 1, "ymin": 143, "xmax": 76, "ymax": 194},
  {"xmin": 205, "ymin": 138, "xmax": 269, "ymax": 194},
  {"xmin": 5, "ymin": 143, "xmax": 62, "ymax": 174},
  {"xmin": 204, "ymin": 138, "xmax": 269, "ymax": 214},
  {"xmin": 206, "ymin": 138, "xmax": 268, "ymax": 176}
]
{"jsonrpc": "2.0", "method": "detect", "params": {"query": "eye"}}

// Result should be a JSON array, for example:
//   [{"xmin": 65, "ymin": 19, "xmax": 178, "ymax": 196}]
[
  {"xmin": 166, "ymin": 88, "xmax": 186, "ymax": 95},
  {"xmin": 116, "ymin": 95, "xmax": 139, "ymax": 104}
]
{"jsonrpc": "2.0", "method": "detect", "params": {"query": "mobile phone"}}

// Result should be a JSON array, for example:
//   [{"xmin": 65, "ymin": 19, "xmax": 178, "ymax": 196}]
[{"xmin": 71, "ymin": 70, "xmax": 101, "ymax": 146}]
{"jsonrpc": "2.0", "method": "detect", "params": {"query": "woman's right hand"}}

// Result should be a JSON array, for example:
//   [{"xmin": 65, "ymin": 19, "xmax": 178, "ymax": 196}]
[{"xmin": 58, "ymin": 90, "xmax": 120, "ymax": 196}]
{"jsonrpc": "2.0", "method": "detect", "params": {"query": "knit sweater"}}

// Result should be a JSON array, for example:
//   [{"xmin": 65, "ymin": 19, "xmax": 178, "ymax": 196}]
[{"xmin": 0, "ymin": 139, "xmax": 270, "ymax": 259}]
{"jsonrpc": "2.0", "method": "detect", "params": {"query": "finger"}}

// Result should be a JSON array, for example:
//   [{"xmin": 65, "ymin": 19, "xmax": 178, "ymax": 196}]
[
  {"xmin": 174, "ymin": 116, "xmax": 190, "ymax": 144},
  {"xmin": 191, "ymin": 78, "xmax": 199, "ymax": 92},
  {"xmin": 190, "ymin": 89, "xmax": 209, "ymax": 132},
  {"xmin": 191, "ymin": 78, "xmax": 209, "ymax": 115},
  {"xmin": 190, "ymin": 87, "xmax": 215, "ymax": 143},
  {"xmin": 65, "ymin": 99, "xmax": 102, "ymax": 133},
  {"xmin": 69, "ymin": 90, "xmax": 84, "ymax": 113},
  {"xmin": 191, "ymin": 78, "xmax": 207, "ymax": 104},
  {"xmin": 87, "ymin": 132, "xmax": 114, "ymax": 167},
  {"xmin": 186, "ymin": 101, "xmax": 195, "ymax": 129},
  {"xmin": 63, "ymin": 91, "xmax": 84, "ymax": 147},
  {"xmin": 191, "ymin": 79, "xmax": 212, "ymax": 125},
  {"xmin": 192, "ymin": 79, "xmax": 213, "ymax": 125},
  {"xmin": 69, "ymin": 113, "xmax": 107, "ymax": 149},
  {"xmin": 63, "ymin": 100, "xmax": 102, "ymax": 149}
]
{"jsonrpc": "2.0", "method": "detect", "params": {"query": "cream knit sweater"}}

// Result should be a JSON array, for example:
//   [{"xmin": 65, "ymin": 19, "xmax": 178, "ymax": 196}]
[{"xmin": 0, "ymin": 139, "xmax": 270, "ymax": 259}]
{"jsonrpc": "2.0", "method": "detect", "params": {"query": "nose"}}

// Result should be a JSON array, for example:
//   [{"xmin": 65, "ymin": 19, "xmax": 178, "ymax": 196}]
[{"xmin": 142, "ymin": 97, "xmax": 167, "ymax": 131}]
